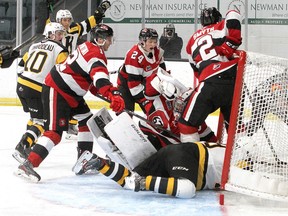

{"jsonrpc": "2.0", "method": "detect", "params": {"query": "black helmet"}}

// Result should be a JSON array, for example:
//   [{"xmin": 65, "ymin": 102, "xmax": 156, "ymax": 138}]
[
  {"xmin": 139, "ymin": 28, "xmax": 158, "ymax": 43},
  {"xmin": 91, "ymin": 24, "xmax": 113, "ymax": 41},
  {"xmin": 200, "ymin": 7, "xmax": 222, "ymax": 26}
]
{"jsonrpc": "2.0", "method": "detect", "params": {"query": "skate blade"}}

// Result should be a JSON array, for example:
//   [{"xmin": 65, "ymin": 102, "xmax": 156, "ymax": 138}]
[
  {"xmin": 12, "ymin": 151, "xmax": 26, "ymax": 164},
  {"xmin": 82, "ymin": 169, "xmax": 100, "ymax": 175},
  {"xmin": 65, "ymin": 133, "xmax": 78, "ymax": 140},
  {"xmin": 14, "ymin": 168, "xmax": 40, "ymax": 182},
  {"xmin": 72, "ymin": 150, "xmax": 93, "ymax": 174}
]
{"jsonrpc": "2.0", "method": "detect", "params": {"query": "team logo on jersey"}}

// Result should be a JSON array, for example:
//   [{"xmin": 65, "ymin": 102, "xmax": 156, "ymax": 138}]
[
  {"xmin": 59, "ymin": 118, "xmax": 67, "ymax": 127},
  {"xmin": 152, "ymin": 116, "xmax": 163, "ymax": 126},
  {"xmin": 146, "ymin": 65, "xmax": 152, "ymax": 71},
  {"xmin": 213, "ymin": 63, "xmax": 221, "ymax": 70}
]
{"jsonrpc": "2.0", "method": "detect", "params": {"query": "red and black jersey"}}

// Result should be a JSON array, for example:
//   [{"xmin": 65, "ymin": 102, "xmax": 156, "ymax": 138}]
[
  {"xmin": 186, "ymin": 10, "xmax": 242, "ymax": 82},
  {"xmin": 117, "ymin": 44, "xmax": 165, "ymax": 104},
  {"xmin": 44, "ymin": 41, "xmax": 113, "ymax": 108}
]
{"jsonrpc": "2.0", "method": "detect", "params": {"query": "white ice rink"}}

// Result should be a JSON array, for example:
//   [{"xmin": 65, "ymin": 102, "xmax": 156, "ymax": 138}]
[{"xmin": 1, "ymin": 106, "xmax": 287, "ymax": 216}]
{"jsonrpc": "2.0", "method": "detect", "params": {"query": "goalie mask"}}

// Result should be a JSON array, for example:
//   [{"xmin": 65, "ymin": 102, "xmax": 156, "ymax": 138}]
[
  {"xmin": 173, "ymin": 88, "xmax": 193, "ymax": 121},
  {"xmin": 200, "ymin": 7, "xmax": 222, "ymax": 27},
  {"xmin": 91, "ymin": 24, "xmax": 114, "ymax": 46}
]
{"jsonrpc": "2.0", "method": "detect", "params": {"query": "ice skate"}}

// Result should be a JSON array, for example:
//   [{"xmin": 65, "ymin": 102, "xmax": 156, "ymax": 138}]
[
  {"xmin": 12, "ymin": 137, "xmax": 31, "ymax": 163},
  {"xmin": 15, "ymin": 160, "xmax": 41, "ymax": 182},
  {"xmin": 124, "ymin": 172, "xmax": 146, "ymax": 192},
  {"xmin": 72, "ymin": 150, "xmax": 103, "ymax": 175}
]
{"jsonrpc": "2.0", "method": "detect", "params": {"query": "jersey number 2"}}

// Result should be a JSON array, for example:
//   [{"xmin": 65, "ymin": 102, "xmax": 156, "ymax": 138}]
[{"xmin": 198, "ymin": 35, "xmax": 217, "ymax": 60}]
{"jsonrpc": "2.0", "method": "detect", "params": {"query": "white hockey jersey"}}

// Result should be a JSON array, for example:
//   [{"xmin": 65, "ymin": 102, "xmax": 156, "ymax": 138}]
[{"xmin": 18, "ymin": 39, "xmax": 68, "ymax": 92}]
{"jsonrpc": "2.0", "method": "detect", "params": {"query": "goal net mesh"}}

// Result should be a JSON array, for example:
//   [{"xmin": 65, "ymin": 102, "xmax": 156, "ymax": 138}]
[{"xmin": 221, "ymin": 51, "xmax": 288, "ymax": 201}]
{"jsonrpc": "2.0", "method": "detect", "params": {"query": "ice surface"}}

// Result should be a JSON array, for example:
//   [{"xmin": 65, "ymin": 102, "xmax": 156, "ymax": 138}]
[{"xmin": 0, "ymin": 106, "xmax": 287, "ymax": 216}]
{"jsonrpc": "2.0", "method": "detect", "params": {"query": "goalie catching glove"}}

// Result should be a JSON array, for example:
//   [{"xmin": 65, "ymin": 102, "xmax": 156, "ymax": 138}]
[
  {"xmin": 94, "ymin": 1, "xmax": 111, "ymax": 23},
  {"xmin": 108, "ymin": 88, "xmax": 125, "ymax": 113},
  {"xmin": 150, "ymin": 74, "xmax": 181, "ymax": 101}
]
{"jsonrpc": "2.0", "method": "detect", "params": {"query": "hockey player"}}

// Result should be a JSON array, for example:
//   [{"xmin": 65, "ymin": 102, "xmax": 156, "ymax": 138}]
[
  {"xmin": 13, "ymin": 22, "xmax": 68, "ymax": 163},
  {"xmin": 54, "ymin": 1, "xmax": 111, "ymax": 138},
  {"xmin": 55, "ymin": 1, "xmax": 111, "ymax": 53},
  {"xmin": 178, "ymin": 7, "xmax": 242, "ymax": 142},
  {"xmin": 16, "ymin": 24, "xmax": 125, "ymax": 181},
  {"xmin": 139, "ymin": 69, "xmax": 217, "ymax": 149},
  {"xmin": 74, "ymin": 141, "xmax": 225, "ymax": 199},
  {"xmin": 0, "ymin": 45, "xmax": 19, "ymax": 68},
  {"xmin": 117, "ymin": 28, "xmax": 166, "ymax": 114}
]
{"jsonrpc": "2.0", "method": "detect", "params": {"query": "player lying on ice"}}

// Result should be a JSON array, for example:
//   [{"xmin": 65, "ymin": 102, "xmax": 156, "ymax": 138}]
[{"xmin": 72, "ymin": 109, "xmax": 225, "ymax": 199}]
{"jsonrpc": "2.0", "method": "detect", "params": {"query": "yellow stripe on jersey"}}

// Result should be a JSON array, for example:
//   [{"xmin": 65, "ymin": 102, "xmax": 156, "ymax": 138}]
[
  {"xmin": 56, "ymin": 52, "xmax": 68, "ymax": 64},
  {"xmin": 88, "ymin": 15, "xmax": 97, "ymax": 27},
  {"xmin": 69, "ymin": 26, "xmax": 79, "ymax": 34},
  {"xmin": 17, "ymin": 77, "xmax": 42, "ymax": 92},
  {"xmin": 22, "ymin": 52, "xmax": 29, "ymax": 64},
  {"xmin": 194, "ymin": 142, "xmax": 207, "ymax": 190},
  {"xmin": 166, "ymin": 177, "xmax": 175, "ymax": 195}
]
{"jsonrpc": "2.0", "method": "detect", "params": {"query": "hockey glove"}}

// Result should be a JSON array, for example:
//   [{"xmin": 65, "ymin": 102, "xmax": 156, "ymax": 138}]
[
  {"xmin": 108, "ymin": 89, "xmax": 125, "ymax": 113},
  {"xmin": 218, "ymin": 37, "xmax": 241, "ymax": 59},
  {"xmin": 94, "ymin": 1, "xmax": 111, "ymax": 23},
  {"xmin": 159, "ymin": 80, "xmax": 180, "ymax": 101},
  {"xmin": 0, "ymin": 45, "xmax": 19, "ymax": 68}
]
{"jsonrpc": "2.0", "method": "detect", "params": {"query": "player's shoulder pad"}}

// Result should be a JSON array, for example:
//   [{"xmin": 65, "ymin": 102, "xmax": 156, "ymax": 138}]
[
  {"xmin": 68, "ymin": 22, "xmax": 80, "ymax": 34},
  {"xmin": 47, "ymin": 39, "xmax": 68, "ymax": 51},
  {"xmin": 225, "ymin": 10, "xmax": 241, "ymax": 21}
]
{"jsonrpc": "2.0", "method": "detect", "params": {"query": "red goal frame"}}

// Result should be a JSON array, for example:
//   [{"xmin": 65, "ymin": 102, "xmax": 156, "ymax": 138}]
[{"xmin": 221, "ymin": 50, "xmax": 247, "ymax": 189}]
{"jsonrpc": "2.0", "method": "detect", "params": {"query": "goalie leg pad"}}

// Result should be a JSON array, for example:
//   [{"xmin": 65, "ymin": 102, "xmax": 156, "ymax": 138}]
[{"xmin": 104, "ymin": 112, "xmax": 157, "ymax": 170}]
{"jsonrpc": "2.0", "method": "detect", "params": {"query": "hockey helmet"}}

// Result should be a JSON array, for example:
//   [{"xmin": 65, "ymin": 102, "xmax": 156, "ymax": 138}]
[
  {"xmin": 43, "ymin": 22, "xmax": 66, "ymax": 39},
  {"xmin": 90, "ymin": 24, "xmax": 114, "ymax": 46},
  {"xmin": 139, "ymin": 28, "xmax": 158, "ymax": 43},
  {"xmin": 200, "ymin": 7, "xmax": 222, "ymax": 26},
  {"xmin": 56, "ymin": 9, "xmax": 73, "ymax": 23}
]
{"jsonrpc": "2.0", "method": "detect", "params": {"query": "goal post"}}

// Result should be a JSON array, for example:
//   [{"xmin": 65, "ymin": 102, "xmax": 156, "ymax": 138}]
[{"xmin": 220, "ymin": 50, "xmax": 288, "ymax": 201}]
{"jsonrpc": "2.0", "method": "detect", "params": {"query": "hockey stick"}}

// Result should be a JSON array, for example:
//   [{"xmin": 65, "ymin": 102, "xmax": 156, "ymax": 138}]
[
  {"xmin": 13, "ymin": 34, "xmax": 42, "ymax": 52},
  {"xmin": 95, "ymin": 94, "xmax": 180, "ymax": 140},
  {"xmin": 242, "ymin": 83, "xmax": 287, "ymax": 165}
]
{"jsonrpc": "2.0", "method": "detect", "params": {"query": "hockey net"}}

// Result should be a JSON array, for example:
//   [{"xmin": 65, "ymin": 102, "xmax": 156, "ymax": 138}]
[{"xmin": 220, "ymin": 51, "xmax": 288, "ymax": 201}]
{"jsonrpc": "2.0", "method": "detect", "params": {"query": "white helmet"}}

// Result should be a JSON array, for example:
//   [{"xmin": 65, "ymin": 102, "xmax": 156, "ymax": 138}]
[
  {"xmin": 56, "ymin": 9, "xmax": 73, "ymax": 23},
  {"xmin": 43, "ymin": 22, "xmax": 66, "ymax": 39}
]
